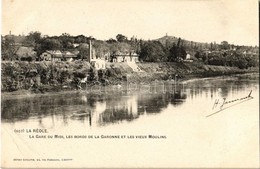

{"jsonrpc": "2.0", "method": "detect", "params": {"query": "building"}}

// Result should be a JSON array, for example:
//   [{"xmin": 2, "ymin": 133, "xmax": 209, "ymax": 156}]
[
  {"xmin": 40, "ymin": 50, "xmax": 63, "ymax": 62},
  {"xmin": 184, "ymin": 53, "xmax": 193, "ymax": 62},
  {"xmin": 90, "ymin": 59, "xmax": 106, "ymax": 70},
  {"xmin": 111, "ymin": 51, "xmax": 139, "ymax": 63},
  {"xmin": 40, "ymin": 50, "xmax": 79, "ymax": 62},
  {"xmin": 50, "ymin": 50, "xmax": 63, "ymax": 61},
  {"xmin": 63, "ymin": 51, "xmax": 78, "ymax": 62},
  {"xmin": 186, "ymin": 54, "xmax": 191, "ymax": 60},
  {"xmin": 40, "ymin": 52, "xmax": 52, "ymax": 61},
  {"xmin": 15, "ymin": 46, "xmax": 37, "ymax": 61}
]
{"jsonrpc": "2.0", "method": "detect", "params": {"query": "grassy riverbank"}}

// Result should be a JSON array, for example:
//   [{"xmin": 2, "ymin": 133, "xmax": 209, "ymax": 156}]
[
  {"xmin": 1, "ymin": 61, "xmax": 258, "ymax": 95},
  {"xmin": 114, "ymin": 62, "xmax": 258, "ymax": 83}
]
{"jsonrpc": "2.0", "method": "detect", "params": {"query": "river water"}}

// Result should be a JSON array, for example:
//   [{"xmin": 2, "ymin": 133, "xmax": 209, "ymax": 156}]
[{"xmin": 1, "ymin": 73, "xmax": 259, "ymax": 168}]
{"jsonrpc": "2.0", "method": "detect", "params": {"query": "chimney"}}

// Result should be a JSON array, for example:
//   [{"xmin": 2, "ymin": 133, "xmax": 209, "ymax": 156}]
[{"xmin": 9, "ymin": 31, "xmax": 11, "ymax": 35}]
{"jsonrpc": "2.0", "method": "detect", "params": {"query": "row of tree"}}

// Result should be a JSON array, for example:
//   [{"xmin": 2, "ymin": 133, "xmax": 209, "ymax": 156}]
[
  {"xmin": 2, "ymin": 31, "xmax": 259, "ymax": 69},
  {"xmin": 194, "ymin": 51, "xmax": 259, "ymax": 69}
]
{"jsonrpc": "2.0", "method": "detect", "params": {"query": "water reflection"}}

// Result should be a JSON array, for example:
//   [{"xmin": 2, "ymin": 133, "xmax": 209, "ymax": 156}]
[{"xmin": 1, "ymin": 74, "xmax": 259, "ymax": 128}]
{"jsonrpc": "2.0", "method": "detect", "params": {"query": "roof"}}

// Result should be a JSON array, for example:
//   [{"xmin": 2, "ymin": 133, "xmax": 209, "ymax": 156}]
[
  {"xmin": 114, "ymin": 51, "xmax": 138, "ymax": 56},
  {"xmin": 41, "ymin": 52, "xmax": 51, "ymax": 55},
  {"xmin": 16, "ymin": 46, "xmax": 36, "ymax": 58},
  {"xmin": 46, "ymin": 50, "xmax": 63, "ymax": 57},
  {"xmin": 70, "ymin": 50, "xmax": 80, "ymax": 55},
  {"xmin": 63, "ymin": 51, "xmax": 77, "ymax": 58},
  {"xmin": 73, "ymin": 43, "xmax": 80, "ymax": 48},
  {"xmin": 43, "ymin": 50, "xmax": 79, "ymax": 58},
  {"xmin": 90, "ymin": 58, "xmax": 106, "ymax": 63}
]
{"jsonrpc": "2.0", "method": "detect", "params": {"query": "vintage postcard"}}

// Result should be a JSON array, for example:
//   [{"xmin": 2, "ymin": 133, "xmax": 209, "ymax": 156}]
[{"xmin": 1, "ymin": 0, "xmax": 259, "ymax": 168}]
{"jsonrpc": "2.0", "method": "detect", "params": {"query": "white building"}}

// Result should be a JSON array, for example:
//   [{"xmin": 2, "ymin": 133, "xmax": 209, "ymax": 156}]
[{"xmin": 90, "ymin": 59, "xmax": 106, "ymax": 70}]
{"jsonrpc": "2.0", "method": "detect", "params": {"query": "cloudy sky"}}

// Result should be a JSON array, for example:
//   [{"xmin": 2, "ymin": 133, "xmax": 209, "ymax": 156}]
[{"xmin": 2, "ymin": 0, "xmax": 259, "ymax": 46}]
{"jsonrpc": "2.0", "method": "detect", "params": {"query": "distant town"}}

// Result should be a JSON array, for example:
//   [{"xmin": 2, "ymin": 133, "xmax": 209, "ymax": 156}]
[{"xmin": 1, "ymin": 31, "xmax": 259, "ymax": 93}]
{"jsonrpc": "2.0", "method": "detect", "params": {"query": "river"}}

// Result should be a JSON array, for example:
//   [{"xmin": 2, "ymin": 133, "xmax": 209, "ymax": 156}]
[{"xmin": 1, "ymin": 73, "xmax": 259, "ymax": 168}]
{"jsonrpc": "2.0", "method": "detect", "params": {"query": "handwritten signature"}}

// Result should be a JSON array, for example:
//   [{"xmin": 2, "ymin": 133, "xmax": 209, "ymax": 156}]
[{"xmin": 206, "ymin": 90, "xmax": 253, "ymax": 117}]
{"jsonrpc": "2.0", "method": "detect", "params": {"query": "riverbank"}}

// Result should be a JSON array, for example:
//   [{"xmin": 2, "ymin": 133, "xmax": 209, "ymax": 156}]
[
  {"xmin": 2, "ymin": 72, "xmax": 259, "ymax": 101},
  {"xmin": 1, "ymin": 61, "xmax": 258, "ymax": 98},
  {"xmin": 131, "ymin": 62, "xmax": 258, "ymax": 82}
]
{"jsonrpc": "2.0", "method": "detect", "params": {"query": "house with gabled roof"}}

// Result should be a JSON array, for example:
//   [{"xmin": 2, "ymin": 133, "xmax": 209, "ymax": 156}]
[
  {"xmin": 40, "ymin": 50, "xmax": 79, "ymax": 62},
  {"xmin": 15, "ymin": 46, "xmax": 36, "ymax": 61},
  {"xmin": 111, "ymin": 50, "xmax": 139, "ymax": 63},
  {"xmin": 63, "ymin": 51, "xmax": 78, "ymax": 62},
  {"xmin": 40, "ymin": 50, "xmax": 62, "ymax": 62}
]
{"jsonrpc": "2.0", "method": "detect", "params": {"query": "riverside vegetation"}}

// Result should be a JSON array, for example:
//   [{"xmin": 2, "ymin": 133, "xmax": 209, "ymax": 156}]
[{"xmin": 1, "ymin": 60, "xmax": 258, "ymax": 93}]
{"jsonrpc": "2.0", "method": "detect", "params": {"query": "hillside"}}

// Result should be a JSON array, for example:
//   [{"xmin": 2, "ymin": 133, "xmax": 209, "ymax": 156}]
[{"xmin": 155, "ymin": 35, "xmax": 208, "ymax": 49}]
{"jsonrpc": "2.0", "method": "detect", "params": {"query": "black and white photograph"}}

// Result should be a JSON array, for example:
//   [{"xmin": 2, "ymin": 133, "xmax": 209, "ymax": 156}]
[{"xmin": 1, "ymin": 0, "xmax": 259, "ymax": 168}]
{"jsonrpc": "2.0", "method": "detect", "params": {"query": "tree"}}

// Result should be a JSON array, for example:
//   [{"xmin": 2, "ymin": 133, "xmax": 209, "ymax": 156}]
[
  {"xmin": 93, "ymin": 40, "xmax": 110, "ymax": 59},
  {"xmin": 117, "ymin": 42, "xmax": 131, "ymax": 61},
  {"xmin": 74, "ymin": 35, "xmax": 87, "ymax": 43},
  {"xmin": 58, "ymin": 71, "xmax": 69, "ymax": 85},
  {"xmin": 78, "ymin": 43, "xmax": 90, "ymax": 60},
  {"xmin": 195, "ymin": 51, "xmax": 201, "ymax": 59},
  {"xmin": 47, "ymin": 39, "xmax": 62, "ymax": 50},
  {"xmin": 1, "ymin": 36, "xmax": 18, "ymax": 61},
  {"xmin": 210, "ymin": 42, "xmax": 214, "ymax": 51},
  {"xmin": 38, "ymin": 38, "xmax": 62, "ymax": 54},
  {"xmin": 116, "ymin": 34, "xmax": 128, "ymax": 42},
  {"xmin": 88, "ymin": 68, "xmax": 98, "ymax": 81},
  {"xmin": 106, "ymin": 38, "xmax": 117, "ymax": 43},
  {"xmin": 220, "ymin": 41, "xmax": 229, "ymax": 50},
  {"xmin": 177, "ymin": 38, "xmax": 181, "ymax": 47},
  {"xmin": 59, "ymin": 33, "xmax": 74, "ymax": 49},
  {"xmin": 139, "ymin": 41, "xmax": 167, "ymax": 62},
  {"xmin": 25, "ymin": 31, "xmax": 42, "ymax": 47},
  {"xmin": 168, "ymin": 43, "xmax": 187, "ymax": 62}
]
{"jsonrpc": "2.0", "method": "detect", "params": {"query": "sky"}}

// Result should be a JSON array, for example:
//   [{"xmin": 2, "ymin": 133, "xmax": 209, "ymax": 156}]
[{"xmin": 2, "ymin": 0, "xmax": 259, "ymax": 46}]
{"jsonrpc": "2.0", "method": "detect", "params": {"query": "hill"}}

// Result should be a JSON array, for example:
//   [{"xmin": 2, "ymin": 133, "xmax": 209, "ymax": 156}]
[{"xmin": 154, "ymin": 35, "xmax": 210, "ymax": 50}]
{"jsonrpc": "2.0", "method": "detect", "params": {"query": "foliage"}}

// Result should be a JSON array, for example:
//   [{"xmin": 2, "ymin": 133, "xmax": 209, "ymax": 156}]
[
  {"xmin": 78, "ymin": 43, "xmax": 90, "ymax": 60},
  {"xmin": 168, "ymin": 43, "xmax": 187, "ymax": 62},
  {"xmin": 24, "ymin": 31, "xmax": 42, "ymax": 47},
  {"xmin": 1, "ymin": 31, "xmax": 259, "ymax": 71},
  {"xmin": 60, "ymin": 33, "xmax": 74, "ymax": 49},
  {"xmin": 88, "ymin": 68, "xmax": 98, "ymax": 82},
  {"xmin": 1, "ymin": 36, "xmax": 18, "ymax": 61},
  {"xmin": 57, "ymin": 71, "xmax": 70, "ymax": 85},
  {"xmin": 116, "ymin": 34, "xmax": 128, "ymax": 42},
  {"xmin": 106, "ymin": 38, "xmax": 117, "ymax": 43},
  {"xmin": 38, "ymin": 38, "xmax": 62, "ymax": 52},
  {"xmin": 139, "ymin": 41, "xmax": 167, "ymax": 62},
  {"xmin": 220, "ymin": 41, "xmax": 229, "ymax": 50},
  {"xmin": 206, "ymin": 51, "xmax": 258, "ymax": 69},
  {"xmin": 93, "ymin": 41, "xmax": 110, "ymax": 59}
]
